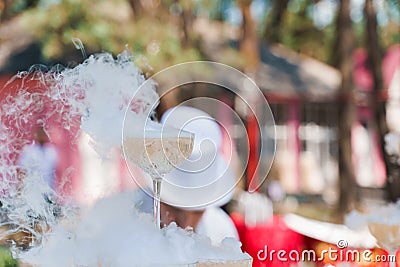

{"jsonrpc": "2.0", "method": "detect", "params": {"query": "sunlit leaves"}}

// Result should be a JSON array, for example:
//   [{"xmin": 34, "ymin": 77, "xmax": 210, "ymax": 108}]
[{"xmin": 20, "ymin": 0, "xmax": 201, "ymax": 73}]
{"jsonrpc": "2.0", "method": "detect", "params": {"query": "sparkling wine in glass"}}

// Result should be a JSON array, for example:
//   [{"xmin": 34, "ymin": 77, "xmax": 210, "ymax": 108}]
[{"xmin": 123, "ymin": 125, "xmax": 194, "ymax": 229}]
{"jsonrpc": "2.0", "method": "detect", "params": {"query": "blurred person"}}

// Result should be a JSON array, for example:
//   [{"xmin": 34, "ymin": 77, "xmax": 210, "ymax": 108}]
[
  {"xmin": 77, "ymin": 132, "xmax": 124, "ymax": 205},
  {"xmin": 160, "ymin": 202, "xmax": 238, "ymax": 245},
  {"xmin": 18, "ymin": 125, "xmax": 58, "ymax": 191},
  {"xmin": 266, "ymin": 179, "xmax": 285, "ymax": 203},
  {"xmin": 236, "ymin": 190, "xmax": 273, "ymax": 227},
  {"xmin": 137, "ymin": 107, "xmax": 239, "ymax": 245},
  {"xmin": 351, "ymin": 121, "xmax": 386, "ymax": 188},
  {"xmin": 299, "ymin": 151, "xmax": 324, "ymax": 194},
  {"xmin": 8, "ymin": 125, "xmax": 61, "ymax": 248}
]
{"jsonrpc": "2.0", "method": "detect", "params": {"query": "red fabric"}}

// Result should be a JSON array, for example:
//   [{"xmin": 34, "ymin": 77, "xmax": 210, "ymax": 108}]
[
  {"xmin": 231, "ymin": 214, "xmax": 304, "ymax": 267},
  {"xmin": 231, "ymin": 212, "xmax": 400, "ymax": 267}
]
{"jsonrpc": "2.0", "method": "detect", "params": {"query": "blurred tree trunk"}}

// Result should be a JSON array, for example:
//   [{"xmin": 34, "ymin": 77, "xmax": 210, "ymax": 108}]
[
  {"xmin": 128, "ymin": 0, "xmax": 143, "ymax": 20},
  {"xmin": 238, "ymin": 0, "xmax": 259, "ymax": 74},
  {"xmin": 26, "ymin": 0, "xmax": 39, "ymax": 8},
  {"xmin": 364, "ymin": 0, "xmax": 384, "ymax": 93},
  {"xmin": 335, "ymin": 0, "xmax": 357, "ymax": 214},
  {"xmin": 364, "ymin": 0, "xmax": 393, "ymax": 200},
  {"xmin": 263, "ymin": 0, "xmax": 289, "ymax": 43},
  {"xmin": 0, "ymin": 0, "xmax": 12, "ymax": 22},
  {"xmin": 179, "ymin": 0, "xmax": 194, "ymax": 46},
  {"xmin": 214, "ymin": 0, "xmax": 224, "ymax": 21},
  {"xmin": 238, "ymin": 0, "xmax": 260, "ymax": 188}
]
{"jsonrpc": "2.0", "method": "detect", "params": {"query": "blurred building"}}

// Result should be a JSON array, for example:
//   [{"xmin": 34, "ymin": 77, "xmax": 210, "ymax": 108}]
[
  {"xmin": 1, "ymin": 16, "xmax": 399, "ymax": 206},
  {"xmin": 194, "ymin": 18, "xmax": 399, "ymax": 206}
]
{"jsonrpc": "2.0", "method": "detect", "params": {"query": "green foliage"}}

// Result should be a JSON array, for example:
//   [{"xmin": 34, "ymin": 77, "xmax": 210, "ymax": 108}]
[
  {"xmin": 21, "ymin": 0, "xmax": 201, "ymax": 73},
  {"xmin": 0, "ymin": 247, "xmax": 18, "ymax": 267},
  {"xmin": 380, "ymin": 0, "xmax": 400, "ymax": 49},
  {"xmin": 279, "ymin": 0, "xmax": 334, "ymax": 63},
  {"xmin": 11, "ymin": 0, "xmax": 399, "ymax": 71}
]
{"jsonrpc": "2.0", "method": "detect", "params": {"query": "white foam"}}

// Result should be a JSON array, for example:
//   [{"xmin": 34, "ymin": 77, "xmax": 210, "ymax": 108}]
[
  {"xmin": 50, "ymin": 51, "xmax": 159, "ymax": 155},
  {"xmin": 345, "ymin": 201, "xmax": 400, "ymax": 229},
  {"xmin": 0, "ymin": 50, "xmax": 158, "ymax": 255},
  {"xmin": 0, "ymin": 51, "xmax": 249, "ymax": 266},
  {"xmin": 21, "ymin": 191, "xmax": 249, "ymax": 267}
]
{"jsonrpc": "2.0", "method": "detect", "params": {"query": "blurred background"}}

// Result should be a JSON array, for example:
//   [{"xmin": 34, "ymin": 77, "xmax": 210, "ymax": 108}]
[{"xmin": 0, "ymin": 0, "xmax": 399, "ymax": 266}]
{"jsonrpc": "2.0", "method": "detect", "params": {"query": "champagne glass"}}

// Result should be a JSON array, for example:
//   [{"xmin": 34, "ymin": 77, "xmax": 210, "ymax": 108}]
[{"xmin": 123, "ymin": 123, "xmax": 194, "ymax": 229}]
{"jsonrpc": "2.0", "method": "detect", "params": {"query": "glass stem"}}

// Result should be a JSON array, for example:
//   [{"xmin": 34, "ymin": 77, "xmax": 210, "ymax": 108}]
[{"xmin": 152, "ymin": 177, "xmax": 162, "ymax": 229}]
